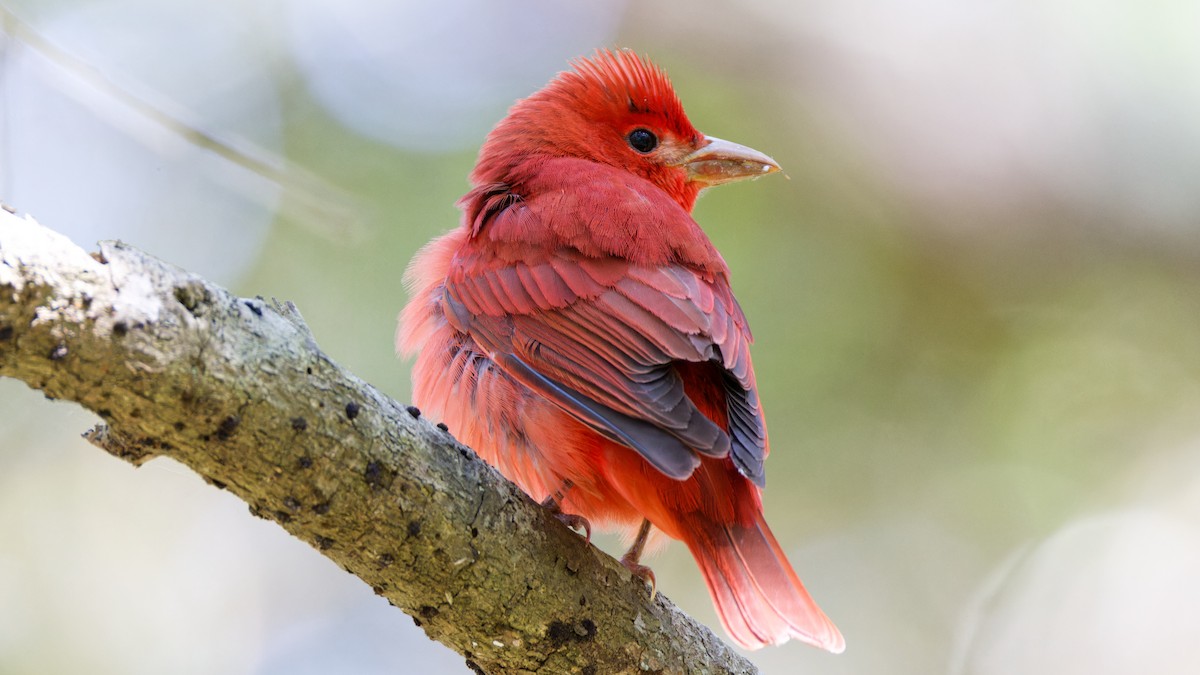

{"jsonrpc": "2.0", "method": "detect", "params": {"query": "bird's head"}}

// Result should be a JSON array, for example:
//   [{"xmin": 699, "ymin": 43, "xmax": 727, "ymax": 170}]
[{"xmin": 471, "ymin": 49, "xmax": 780, "ymax": 212}]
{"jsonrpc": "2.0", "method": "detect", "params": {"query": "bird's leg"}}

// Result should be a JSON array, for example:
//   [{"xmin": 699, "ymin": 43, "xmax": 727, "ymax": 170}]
[
  {"xmin": 540, "ymin": 479, "xmax": 591, "ymax": 542},
  {"xmin": 620, "ymin": 518, "xmax": 657, "ymax": 599}
]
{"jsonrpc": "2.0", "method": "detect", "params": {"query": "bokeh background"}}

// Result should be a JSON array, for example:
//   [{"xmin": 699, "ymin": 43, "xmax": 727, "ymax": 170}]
[{"xmin": 3, "ymin": 0, "xmax": 1200, "ymax": 673}]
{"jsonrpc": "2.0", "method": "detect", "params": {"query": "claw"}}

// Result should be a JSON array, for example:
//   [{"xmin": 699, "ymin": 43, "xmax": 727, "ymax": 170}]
[
  {"xmin": 554, "ymin": 511, "xmax": 592, "ymax": 543},
  {"xmin": 540, "ymin": 486, "xmax": 591, "ymax": 543},
  {"xmin": 621, "ymin": 518, "xmax": 656, "ymax": 599},
  {"xmin": 621, "ymin": 557, "xmax": 657, "ymax": 600}
]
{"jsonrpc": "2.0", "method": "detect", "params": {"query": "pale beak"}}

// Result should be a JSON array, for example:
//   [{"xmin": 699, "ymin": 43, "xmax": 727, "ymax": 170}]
[{"xmin": 677, "ymin": 135, "xmax": 781, "ymax": 186}]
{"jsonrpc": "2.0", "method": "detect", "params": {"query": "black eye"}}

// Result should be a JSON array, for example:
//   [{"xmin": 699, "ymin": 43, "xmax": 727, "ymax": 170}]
[{"xmin": 627, "ymin": 128, "xmax": 658, "ymax": 153}]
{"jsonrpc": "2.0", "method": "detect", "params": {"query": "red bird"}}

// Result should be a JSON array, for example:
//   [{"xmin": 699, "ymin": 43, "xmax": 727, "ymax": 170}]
[{"xmin": 398, "ymin": 49, "xmax": 843, "ymax": 652}]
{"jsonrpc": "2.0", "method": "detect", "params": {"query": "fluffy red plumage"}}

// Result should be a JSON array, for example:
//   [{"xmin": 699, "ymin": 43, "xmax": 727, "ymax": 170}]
[{"xmin": 398, "ymin": 49, "xmax": 844, "ymax": 652}]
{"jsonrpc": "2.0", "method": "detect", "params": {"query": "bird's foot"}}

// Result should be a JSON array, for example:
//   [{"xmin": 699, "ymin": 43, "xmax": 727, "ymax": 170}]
[
  {"xmin": 620, "ymin": 556, "xmax": 658, "ymax": 600},
  {"xmin": 540, "ymin": 491, "xmax": 591, "ymax": 543},
  {"xmin": 553, "ymin": 511, "xmax": 593, "ymax": 542},
  {"xmin": 621, "ymin": 518, "xmax": 656, "ymax": 599}
]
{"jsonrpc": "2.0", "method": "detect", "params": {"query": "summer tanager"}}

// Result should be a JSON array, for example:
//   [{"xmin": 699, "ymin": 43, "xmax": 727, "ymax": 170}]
[{"xmin": 398, "ymin": 49, "xmax": 843, "ymax": 652}]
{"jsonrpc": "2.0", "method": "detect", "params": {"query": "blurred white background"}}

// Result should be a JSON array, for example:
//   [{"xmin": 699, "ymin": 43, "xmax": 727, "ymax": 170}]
[{"xmin": 3, "ymin": 0, "xmax": 1200, "ymax": 673}]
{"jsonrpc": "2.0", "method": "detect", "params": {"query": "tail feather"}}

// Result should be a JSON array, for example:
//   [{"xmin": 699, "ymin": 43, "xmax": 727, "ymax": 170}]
[{"xmin": 687, "ymin": 512, "xmax": 845, "ymax": 652}]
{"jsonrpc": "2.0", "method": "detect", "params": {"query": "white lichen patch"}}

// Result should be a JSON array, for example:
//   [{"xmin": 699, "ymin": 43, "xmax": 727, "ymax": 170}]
[
  {"xmin": 0, "ymin": 210, "xmax": 164, "ymax": 332},
  {"xmin": 1, "ymin": 211, "xmax": 104, "ymax": 296},
  {"xmin": 102, "ymin": 243, "xmax": 166, "ymax": 327}
]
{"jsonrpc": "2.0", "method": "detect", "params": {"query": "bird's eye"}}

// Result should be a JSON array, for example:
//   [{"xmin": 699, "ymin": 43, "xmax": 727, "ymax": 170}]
[{"xmin": 627, "ymin": 128, "xmax": 658, "ymax": 154}]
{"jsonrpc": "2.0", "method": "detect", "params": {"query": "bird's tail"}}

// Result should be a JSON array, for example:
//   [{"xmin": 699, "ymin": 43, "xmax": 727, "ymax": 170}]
[{"xmin": 684, "ymin": 511, "xmax": 845, "ymax": 652}]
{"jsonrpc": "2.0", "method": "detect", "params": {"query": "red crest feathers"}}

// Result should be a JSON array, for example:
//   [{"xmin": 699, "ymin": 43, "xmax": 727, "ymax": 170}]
[
  {"xmin": 559, "ymin": 49, "xmax": 695, "ymax": 140},
  {"xmin": 471, "ymin": 49, "xmax": 701, "ymax": 187}
]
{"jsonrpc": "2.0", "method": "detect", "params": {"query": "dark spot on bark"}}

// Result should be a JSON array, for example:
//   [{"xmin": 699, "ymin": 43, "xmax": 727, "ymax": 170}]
[
  {"xmin": 419, "ymin": 605, "xmax": 438, "ymax": 620},
  {"xmin": 283, "ymin": 496, "xmax": 301, "ymax": 511},
  {"xmin": 405, "ymin": 405, "xmax": 421, "ymax": 419},
  {"xmin": 173, "ymin": 421, "xmax": 185, "ymax": 432},
  {"xmin": 312, "ymin": 501, "xmax": 331, "ymax": 515},
  {"xmin": 306, "ymin": 366, "xmax": 313, "ymax": 375},
  {"xmin": 291, "ymin": 417, "xmax": 308, "ymax": 432},
  {"xmin": 274, "ymin": 510, "xmax": 292, "ymax": 523},
  {"xmin": 546, "ymin": 620, "xmax": 574, "ymax": 646},
  {"xmin": 243, "ymin": 298, "xmax": 264, "ymax": 316},
  {"xmin": 579, "ymin": 595, "xmax": 587, "ymax": 606},
  {"xmin": 211, "ymin": 479, "xmax": 227, "ymax": 490},
  {"xmin": 216, "ymin": 415, "xmax": 240, "ymax": 440},
  {"xmin": 412, "ymin": 616, "xmax": 422, "ymax": 627},
  {"xmin": 371, "ymin": 584, "xmax": 386, "ymax": 595},
  {"xmin": 471, "ymin": 527, "xmax": 478, "ymax": 538},
  {"xmin": 407, "ymin": 520, "xmax": 421, "ymax": 537},
  {"xmin": 199, "ymin": 434, "xmax": 210, "ymax": 442},
  {"xmin": 0, "ymin": 325, "xmax": 12, "ymax": 341},
  {"xmin": 547, "ymin": 619, "xmax": 596, "ymax": 647},
  {"xmin": 458, "ymin": 447, "xmax": 472, "ymax": 460},
  {"xmin": 314, "ymin": 535, "xmax": 334, "ymax": 550},
  {"xmin": 345, "ymin": 401, "xmax": 360, "ymax": 420},
  {"xmin": 48, "ymin": 343, "xmax": 68, "ymax": 360},
  {"xmin": 582, "ymin": 666, "xmax": 597, "ymax": 675},
  {"xmin": 364, "ymin": 460, "xmax": 392, "ymax": 491},
  {"xmin": 98, "ymin": 408, "xmax": 113, "ymax": 419},
  {"xmin": 297, "ymin": 455, "xmax": 313, "ymax": 469},
  {"xmin": 464, "ymin": 659, "xmax": 485, "ymax": 675},
  {"xmin": 112, "ymin": 321, "xmax": 128, "ymax": 337},
  {"xmin": 436, "ymin": 422, "xmax": 449, "ymax": 432},
  {"xmin": 248, "ymin": 504, "xmax": 264, "ymax": 519},
  {"xmin": 377, "ymin": 553, "xmax": 394, "ymax": 569},
  {"xmin": 174, "ymin": 282, "xmax": 209, "ymax": 315}
]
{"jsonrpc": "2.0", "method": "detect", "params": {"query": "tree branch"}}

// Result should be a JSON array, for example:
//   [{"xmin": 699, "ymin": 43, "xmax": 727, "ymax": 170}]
[{"xmin": 0, "ymin": 206, "xmax": 757, "ymax": 675}]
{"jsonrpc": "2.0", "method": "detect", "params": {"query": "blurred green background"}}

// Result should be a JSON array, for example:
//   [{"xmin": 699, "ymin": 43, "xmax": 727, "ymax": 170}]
[{"xmin": 3, "ymin": 1, "xmax": 1200, "ymax": 673}]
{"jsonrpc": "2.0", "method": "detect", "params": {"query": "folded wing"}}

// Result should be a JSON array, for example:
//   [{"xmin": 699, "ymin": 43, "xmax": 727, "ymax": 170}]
[{"xmin": 442, "ymin": 177, "xmax": 767, "ymax": 485}]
